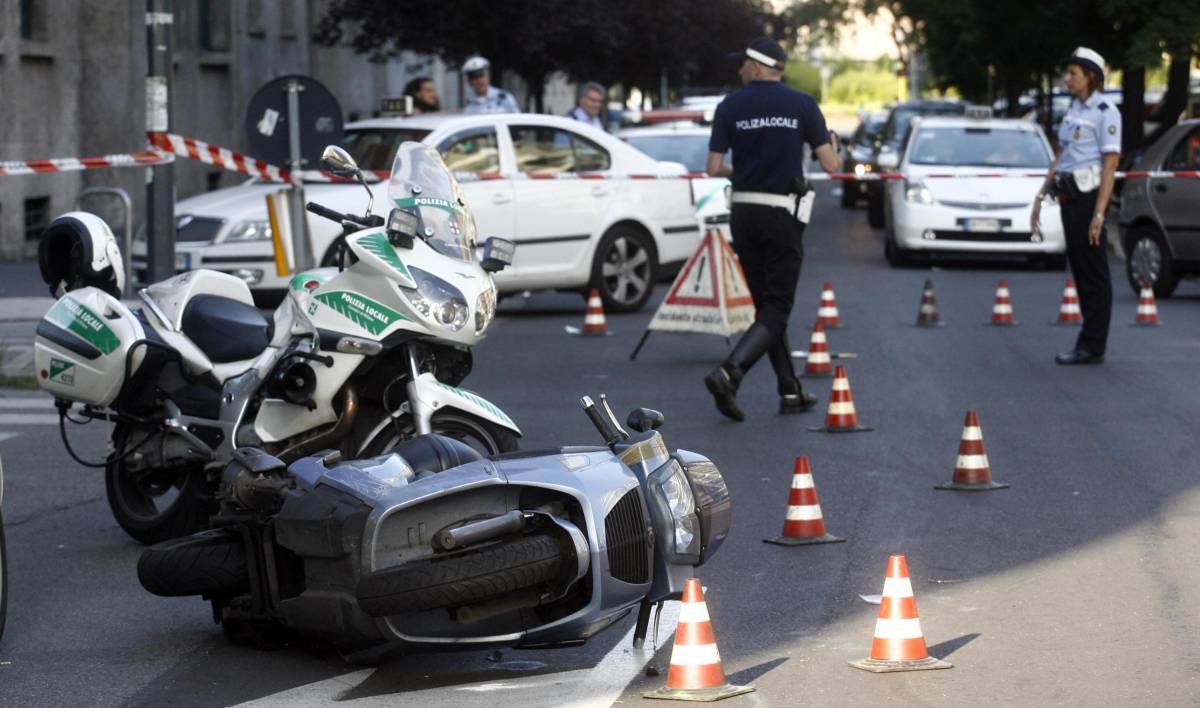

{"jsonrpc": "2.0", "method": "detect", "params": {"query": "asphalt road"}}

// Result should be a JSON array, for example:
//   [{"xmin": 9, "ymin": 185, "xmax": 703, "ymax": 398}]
[{"xmin": 2, "ymin": 185, "xmax": 1199, "ymax": 707}]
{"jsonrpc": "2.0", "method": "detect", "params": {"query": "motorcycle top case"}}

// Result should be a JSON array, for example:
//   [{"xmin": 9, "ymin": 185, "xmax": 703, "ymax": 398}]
[{"xmin": 34, "ymin": 286, "xmax": 146, "ymax": 406}]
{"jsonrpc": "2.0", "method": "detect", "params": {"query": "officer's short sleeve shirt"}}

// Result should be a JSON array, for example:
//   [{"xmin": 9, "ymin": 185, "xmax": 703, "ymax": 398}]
[
  {"xmin": 709, "ymin": 81, "xmax": 829, "ymax": 194},
  {"xmin": 1057, "ymin": 91, "xmax": 1121, "ymax": 172}
]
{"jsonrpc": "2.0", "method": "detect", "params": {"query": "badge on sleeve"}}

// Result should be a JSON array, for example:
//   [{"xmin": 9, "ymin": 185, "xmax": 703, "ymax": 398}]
[{"xmin": 1108, "ymin": 125, "xmax": 1117, "ymax": 135}]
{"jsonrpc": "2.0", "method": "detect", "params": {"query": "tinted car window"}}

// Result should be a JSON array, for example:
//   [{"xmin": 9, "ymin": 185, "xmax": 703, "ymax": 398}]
[
  {"xmin": 510, "ymin": 126, "xmax": 611, "ymax": 174},
  {"xmin": 623, "ymin": 134, "xmax": 711, "ymax": 172},
  {"xmin": 1165, "ymin": 128, "xmax": 1200, "ymax": 170},
  {"xmin": 908, "ymin": 127, "xmax": 1050, "ymax": 168},
  {"xmin": 437, "ymin": 128, "xmax": 500, "ymax": 174},
  {"xmin": 340, "ymin": 128, "xmax": 432, "ymax": 172}
]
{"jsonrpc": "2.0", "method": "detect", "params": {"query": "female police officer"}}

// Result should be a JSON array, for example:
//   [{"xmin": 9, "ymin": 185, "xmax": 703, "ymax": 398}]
[
  {"xmin": 703, "ymin": 37, "xmax": 842, "ymax": 420},
  {"xmin": 1032, "ymin": 47, "xmax": 1121, "ymax": 365}
]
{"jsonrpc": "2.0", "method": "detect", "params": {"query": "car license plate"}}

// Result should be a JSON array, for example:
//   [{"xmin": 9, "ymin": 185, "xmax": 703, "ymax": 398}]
[
  {"xmin": 175, "ymin": 252, "xmax": 192, "ymax": 270},
  {"xmin": 965, "ymin": 218, "xmax": 1001, "ymax": 233}
]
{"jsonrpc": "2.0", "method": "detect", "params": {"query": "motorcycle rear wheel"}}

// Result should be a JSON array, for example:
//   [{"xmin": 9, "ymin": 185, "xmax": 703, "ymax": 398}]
[
  {"xmin": 138, "ymin": 529, "xmax": 248, "ymax": 598},
  {"xmin": 356, "ymin": 533, "xmax": 564, "ymax": 617},
  {"xmin": 106, "ymin": 424, "xmax": 216, "ymax": 545}
]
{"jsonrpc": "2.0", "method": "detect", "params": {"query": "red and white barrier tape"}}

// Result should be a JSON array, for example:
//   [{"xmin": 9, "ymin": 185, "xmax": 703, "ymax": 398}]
[
  {"xmin": 3, "ymin": 131, "xmax": 1199, "ymax": 185},
  {"xmin": 0, "ymin": 151, "xmax": 169, "ymax": 177}
]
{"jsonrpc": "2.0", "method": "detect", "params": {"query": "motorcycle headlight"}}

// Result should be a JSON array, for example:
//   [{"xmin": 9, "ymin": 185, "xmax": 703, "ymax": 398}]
[
  {"xmin": 677, "ymin": 454, "xmax": 731, "ymax": 565},
  {"xmin": 475, "ymin": 284, "xmax": 497, "ymax": 335},
  {"xmin": 224, "ymin": 219, "xmax": 272, "ymax": 242},
  {"xmin": 401, "ymin": 266, "xmax": 470, "ymax": 331},
  {"xmin": 650, "ymin": 461, "xmax": 702, "ymax": 559}
]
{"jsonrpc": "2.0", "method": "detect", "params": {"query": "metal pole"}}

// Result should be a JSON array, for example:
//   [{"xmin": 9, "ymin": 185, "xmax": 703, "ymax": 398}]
[
  {"xmin": 145, "ymin": 0, "xmax": 175, "ymax": 284},
  {"xmin": 285, "ymin": 79, "xmax": 312, "ymax": 271}
]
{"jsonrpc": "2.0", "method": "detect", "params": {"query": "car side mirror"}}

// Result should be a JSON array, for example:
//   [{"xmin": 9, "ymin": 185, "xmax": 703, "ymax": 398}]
[{"xmin": 480, "ymin": 237, "xmax": 514, "ymax": 273}]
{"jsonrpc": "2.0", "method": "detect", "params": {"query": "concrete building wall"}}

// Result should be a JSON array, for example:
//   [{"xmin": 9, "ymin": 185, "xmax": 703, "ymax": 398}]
[{"xmin": 0, "ymin": 0, "xmax": 458, "ymax": 262}]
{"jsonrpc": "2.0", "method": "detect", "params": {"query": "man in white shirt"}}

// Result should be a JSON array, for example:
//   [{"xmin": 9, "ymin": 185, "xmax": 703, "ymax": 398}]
[
  {"xmin": 569, "ymin": 82, "xmax": 606, "ymax": 130},
  {"xmin": 462, "ymin": 56, "xmax": 520, "ymax": 114}
]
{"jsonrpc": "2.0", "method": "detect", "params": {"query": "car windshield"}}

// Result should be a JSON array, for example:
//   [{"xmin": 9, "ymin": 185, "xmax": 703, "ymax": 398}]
[
  {"xmin": 885, "ymin": 104, "xmax": 964, "ymax": 143},
  {"xmin": 340, "ymin": 128, "xmax": 432, "ymax": 172},
  {"xmin": 907, "ymin": 127, "xmax": 1050, "ymax": 168},
  {"xmin": 386, "ymin": 142, "xmax": 477, "ymax": 262},
  {"xmin": 623, "ymin": 134, "xmax": 711, "ymax": 173}
]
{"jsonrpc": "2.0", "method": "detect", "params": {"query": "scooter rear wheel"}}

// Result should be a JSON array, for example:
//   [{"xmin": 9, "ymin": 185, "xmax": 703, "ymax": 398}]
[{"xmin": 138, "ymin": 529, "xmax": 248, "ymax": 598}]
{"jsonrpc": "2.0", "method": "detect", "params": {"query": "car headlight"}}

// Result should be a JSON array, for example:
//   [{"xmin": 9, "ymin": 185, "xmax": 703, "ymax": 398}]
[
  {"xmin": 657, "ymin": 462, "xmax": 701, "ymax": 557},
  {"xmin": 905, "ymin": 180, "xmax": 934, "ymax": 205},
  {"xmin": 475, "ymin": 284, "xmax": 497, "ymax": 335},
  {"xmin": 854, "ymin": 163, "xmax": 870, "ymax": 177},
  {"xmin": 402, "ymin": 266, "xmax": 469, "ymax": 331},
  {"xmin": 224, "ymin": 219, "xmax": 272, "ymax": 242}
]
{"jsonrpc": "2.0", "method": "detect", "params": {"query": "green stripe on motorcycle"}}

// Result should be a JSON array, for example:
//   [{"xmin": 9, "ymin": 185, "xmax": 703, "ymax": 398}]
[
  {"xmin": 355, "ymin": 232, "xmax": 413, "ymax": 280},
  {"xmin": 314, "ymin": 290, "xmax": 407, "ymax": 336},
  {"xmin": 45, "ymin": 296, "xmax": 121, "ymax": 355},
  {"xmin": 433, "ymin": 381, "xmax": 515, "ymax": 427}
]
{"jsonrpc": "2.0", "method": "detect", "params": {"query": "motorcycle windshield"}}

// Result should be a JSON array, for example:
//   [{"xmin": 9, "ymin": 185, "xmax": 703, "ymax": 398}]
[{"xmin": 387, "ymin": 142, "xmax": 477, "ymax": 262}]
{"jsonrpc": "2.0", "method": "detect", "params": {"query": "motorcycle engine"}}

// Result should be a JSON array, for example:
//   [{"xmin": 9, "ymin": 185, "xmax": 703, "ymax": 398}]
[{"xmin": 123, "ymin": 428, "xmax": 207, "ymax": 471}]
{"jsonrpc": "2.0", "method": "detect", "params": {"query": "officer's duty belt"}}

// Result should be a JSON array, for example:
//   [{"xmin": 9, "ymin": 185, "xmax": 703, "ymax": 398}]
[{"xmin": 730, "ymin": 191, "xmax": 797, "ymax": 210}]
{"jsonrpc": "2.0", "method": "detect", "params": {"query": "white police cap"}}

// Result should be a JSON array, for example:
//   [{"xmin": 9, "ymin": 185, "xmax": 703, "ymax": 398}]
[
  {"xmin": 1068, "ymin": 47, "xmax": 1105, "ymax": 82},
  {"xmin": 462, "ymin": 56, "xmax": 490, "ymax": 75}
]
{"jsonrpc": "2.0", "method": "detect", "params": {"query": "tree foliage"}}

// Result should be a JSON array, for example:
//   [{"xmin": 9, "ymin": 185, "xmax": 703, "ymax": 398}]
[{"xmin": 314, "ymin": 0, "xmax": 778, "ymax": 105}]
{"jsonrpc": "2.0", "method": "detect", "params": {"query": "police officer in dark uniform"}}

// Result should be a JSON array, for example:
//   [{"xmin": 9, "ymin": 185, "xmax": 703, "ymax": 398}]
[
  {"xmin": 704, "ymin": 37, "xmax": 843, "ymax": 421},
  {"xmin": 1032, "ymin": 47, "xmax": 1120, "ymax": 365}
]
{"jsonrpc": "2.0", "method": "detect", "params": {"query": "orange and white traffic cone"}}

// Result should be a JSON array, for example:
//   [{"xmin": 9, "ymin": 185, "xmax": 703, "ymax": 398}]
[
  {"xmin": 764, "ymin": 456, "xmax": 844, "ymax": 546},
  {"xmin": 915, "ymin": 279, "xmax": 944, "ymax": 327},
  {"xmin": 1052, "ymin": 279, "xmax": 1082, "ymax": 325},
  {"xmin": 644, "ymin": 577, "xmax": 754, "ymax": 702},
  {"xmin": 849, "ymin": 555, "xmax": 953, "ymax": 673},
  {"xmin": 1133, "ymin": 284, "xmax": 1162, "ymax": 326},
  {"xmin": 801, "ymin": 322, "xmax": 834, "ymax": 377},
  {"xmin": 817, "ymin": 282, "xmax": 844, "ymax": 328},
  {"xmin": 808, "ymin": 366, "xmax": 873, "ymax": 433},
  {"xmin": 581, "ymin": 288, "xmax": 611, "ymax": 336},
  {"xmin": 989, "ymin": 279, "xmax": 1017, "ymax": 325},
  {"xmin": 935, "ymin": 410, "xmax": 1009, "ymax": 491}
]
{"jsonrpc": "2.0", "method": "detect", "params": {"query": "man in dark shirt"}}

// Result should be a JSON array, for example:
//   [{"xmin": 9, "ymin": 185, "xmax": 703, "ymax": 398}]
[{"xmin": 703, "ymin": 37, "xmax": 842, "ymax": 421}]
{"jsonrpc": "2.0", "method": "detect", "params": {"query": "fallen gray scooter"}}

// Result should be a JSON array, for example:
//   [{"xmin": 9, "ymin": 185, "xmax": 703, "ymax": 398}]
[{"xmin": 137, "ymin": 395, "xmax": 731, "ymax": 661}]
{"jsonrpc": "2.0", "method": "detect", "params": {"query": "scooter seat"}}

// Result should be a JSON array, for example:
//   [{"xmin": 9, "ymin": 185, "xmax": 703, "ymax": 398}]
[
  {"xmin": 181, "ymin": 294, "xmax": 274, "ymax": 363},
  {"xmin": 390, "ymin": 434, "xmax": 483, "ymax": 476}
]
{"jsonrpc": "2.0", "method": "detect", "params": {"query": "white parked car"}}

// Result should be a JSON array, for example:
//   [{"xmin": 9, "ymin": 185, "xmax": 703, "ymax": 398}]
[
  {"xmin": 135, "ymin": 114, "xmax": 705, "ymax": 312},
  {"xmin": 616, "ymin": 122, "xmax": 731, "ymax": 239},
  {"xmin": 883, "ymin": 115, "xmax": 1066, "ymax": 268}
]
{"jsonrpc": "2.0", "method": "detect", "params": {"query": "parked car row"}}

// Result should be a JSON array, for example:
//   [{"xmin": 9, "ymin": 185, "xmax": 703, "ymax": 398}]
[{"xmin": 133, "ymin": 113, "xmax": 714, "ymax": 313}]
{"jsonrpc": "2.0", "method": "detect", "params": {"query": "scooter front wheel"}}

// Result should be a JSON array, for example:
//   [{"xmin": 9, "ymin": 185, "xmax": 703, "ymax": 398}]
[{"xmin": 361, "ymin": 412, "xmax": 519, "ymax": 458}]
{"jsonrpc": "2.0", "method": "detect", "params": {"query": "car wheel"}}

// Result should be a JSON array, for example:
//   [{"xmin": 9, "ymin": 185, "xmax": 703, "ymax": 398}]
[
  {"xmin": 591, "ymin": 225, "xmax": 657, "ymax": 313},
  {"xmin": 884, "ymin": 231, "xmax": 912, "ymax": 267},
  {"xmin": 867, "ymin": 190, "xmax": 885, "ymax": 229},
  {"xmin": 1125, "ymin": 225, "xmax": 1178, "ymax": 297},
  {"xmin": 840, "ymin": 179, "xmax": 857, "ymax": 208}
]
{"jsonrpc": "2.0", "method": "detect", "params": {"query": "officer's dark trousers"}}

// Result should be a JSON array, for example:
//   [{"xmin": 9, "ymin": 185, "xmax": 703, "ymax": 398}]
[
  {"xmin": 729, "ymin": 203, "xmax": 805, "ymax": 339},
  {"xmin": 1060, "ymin": 190, "xmax": 1111, "ymax": 354}
]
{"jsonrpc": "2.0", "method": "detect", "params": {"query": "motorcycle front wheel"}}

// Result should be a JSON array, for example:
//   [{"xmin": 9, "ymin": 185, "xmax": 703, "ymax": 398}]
[
  {"xmin": 105, "ymin": 424, "xmax": 216, "ymax": 546},
  {"xmin": 361, "ymin": 411, "xmax": 520, "ymax": 458}
]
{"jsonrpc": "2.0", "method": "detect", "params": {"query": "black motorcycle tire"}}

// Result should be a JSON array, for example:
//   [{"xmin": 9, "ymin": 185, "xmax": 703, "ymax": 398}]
[
  {"xmin": 105, "ymin": 424, "xmax": 216, "ymax": 546},
  {"xmin": 356, "ymin": 534, "xmax": 564, "ymax": 617},
  {"xmin": 361, "ymin": 411, "xmax": 520, "ymax": 458},
  {"xmin": 0, "ymin": 509, "xmax": 7, "ymax": 642},
  {"xmin": 138, "ymin": 529, "xmax": 249, "ymax": 598}
]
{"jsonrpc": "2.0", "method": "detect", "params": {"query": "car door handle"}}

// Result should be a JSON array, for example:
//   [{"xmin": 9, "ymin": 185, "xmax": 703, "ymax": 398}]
[
  {"xmin": 591, "ymin": 185, "xmax": 611, "ymax": 198},
  {"xmin": 1154, "ymin": 183, "xmax": 1168, "ymax": 194},
  {"xmin": 491, "ymin": 193, "xmax": 512, "ymax": 205}
]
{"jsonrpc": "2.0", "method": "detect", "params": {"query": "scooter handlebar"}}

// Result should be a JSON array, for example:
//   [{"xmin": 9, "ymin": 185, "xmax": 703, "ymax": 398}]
[
  {"xmin": 580, "ymin": 396, "xmax": 622, "ymax": 446},
  {"xmin": 306, "ymin": 201, "xmax": 348, "ymax": 224}
]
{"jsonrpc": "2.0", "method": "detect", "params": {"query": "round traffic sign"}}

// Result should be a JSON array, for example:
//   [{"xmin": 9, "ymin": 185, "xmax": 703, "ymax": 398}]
[{"xmin": 244, "ymin": 75, "xmax": 344, "ymax": 168}]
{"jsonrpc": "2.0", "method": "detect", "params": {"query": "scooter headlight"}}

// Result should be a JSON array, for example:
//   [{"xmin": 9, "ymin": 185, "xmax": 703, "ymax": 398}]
[
  {"xmin": 655, "ymin": 461, "xmax": 701, "ymax": 557},
  {"xmin": 402, "ymin": 266, "xmax": 469, "ymax": 331}
]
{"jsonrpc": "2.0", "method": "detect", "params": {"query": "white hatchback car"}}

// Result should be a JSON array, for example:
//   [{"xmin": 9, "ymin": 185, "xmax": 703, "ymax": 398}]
[
  {"xmin": 883, "ymin": 116, "xmax": 1065, "ymax": 268},
  {"xmin": 135, "ymin": 113, "xmax": 705, "ymax": 312}
]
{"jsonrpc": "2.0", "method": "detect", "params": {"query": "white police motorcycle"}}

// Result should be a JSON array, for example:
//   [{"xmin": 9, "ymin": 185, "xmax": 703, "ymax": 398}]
[
  {"xmin": 138, "ymin": 396, "xmax": 730, "ymax": 662},
  {"xmin": 34, "ymin": 143, "xmax": 520, "ymax": 544}
]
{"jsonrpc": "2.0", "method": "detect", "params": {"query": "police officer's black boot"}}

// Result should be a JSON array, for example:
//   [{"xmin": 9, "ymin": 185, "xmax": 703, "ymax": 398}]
[
  {"xmin": 704, "ymin": 323, "xmax": 775, "ymax": 421},
  {"xmin": 767, "ymin": 333, "xmax": 818, "ymax": 414}
]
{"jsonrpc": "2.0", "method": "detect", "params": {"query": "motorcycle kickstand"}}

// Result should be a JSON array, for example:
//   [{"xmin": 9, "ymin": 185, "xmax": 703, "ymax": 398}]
[{"xmin": 632, "ymin": 598, "xmax": 664, "ymax": 650}]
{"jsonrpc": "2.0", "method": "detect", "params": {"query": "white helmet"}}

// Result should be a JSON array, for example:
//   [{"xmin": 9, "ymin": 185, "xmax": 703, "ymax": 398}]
[
  {"xmin": 462, "ymin": 56, "xmax": 490, "ymax": 75},
  {"xmin": 37, "ymin": 211, "xmax": 125, "ymax": 298}
]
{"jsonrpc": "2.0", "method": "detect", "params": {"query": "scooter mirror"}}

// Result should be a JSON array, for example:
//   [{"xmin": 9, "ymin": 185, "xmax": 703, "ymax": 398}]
[
  {"xmin": 321, "ymin": 145, "xmax": 360, "ymax": 178},
  {"xmin": 626, "ymin": 408, "xmax": 665, "ymax": 433}
]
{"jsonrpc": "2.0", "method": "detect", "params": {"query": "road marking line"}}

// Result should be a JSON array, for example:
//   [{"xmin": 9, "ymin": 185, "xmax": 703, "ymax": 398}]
[
  {"xmin": 0, "ymin": 398, "xmax": 53, "ymax": 409},
  {"xmin": 0, "ymin": 414, "xmax": 60, "ymax": 425},
  {"xmin": 0, "ymin": 432, "xmax": 17, "ymax": 443},
  {"xmin": 562, "ymin": 600, "xmax": 681, "ymax": 708}
]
